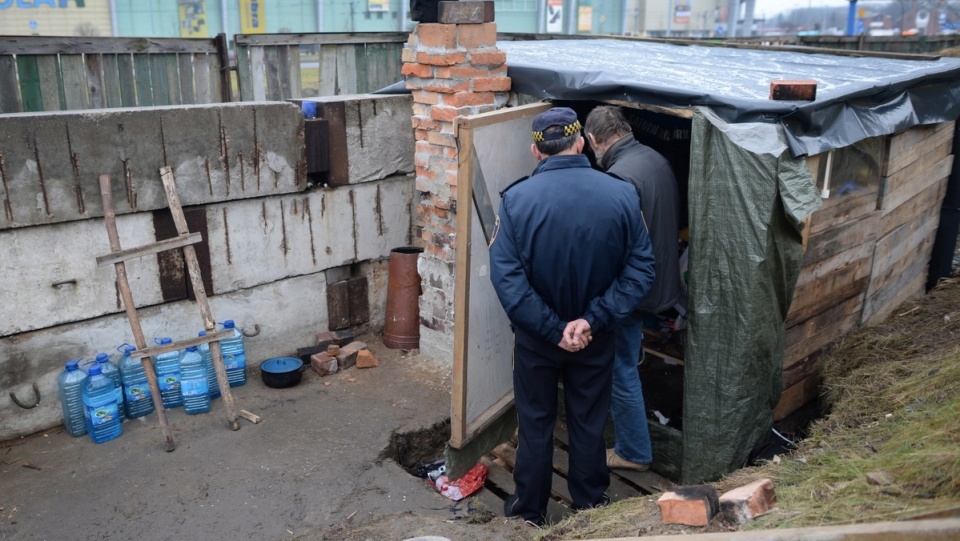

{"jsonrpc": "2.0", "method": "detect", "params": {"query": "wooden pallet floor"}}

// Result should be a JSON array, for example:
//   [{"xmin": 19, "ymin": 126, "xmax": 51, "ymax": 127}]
[{"xmin": 473, "ymin": 421, "xmax": 675, "ymax": 524}]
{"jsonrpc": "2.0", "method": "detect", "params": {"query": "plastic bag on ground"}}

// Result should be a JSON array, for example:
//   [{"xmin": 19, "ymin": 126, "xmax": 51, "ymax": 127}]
[{"xmin": 433, "ymin": 462, "xmax": 488, "ymax": 501}]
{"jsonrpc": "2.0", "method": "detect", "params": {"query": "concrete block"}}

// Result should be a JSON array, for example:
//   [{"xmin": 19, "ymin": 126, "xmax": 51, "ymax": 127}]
[
  {"xmin": 356, "ymin": 349, "xmax": 379, "ymax": 368},
  {"xmin": 354, "ymin": 177, "xmax": 417, "ymax": 262},
  {"xmin": 657, "ymin": 485, "xmax": 720, "ymax": 526},
  {"xmin": 438, "ymin": 1, "xmax": 495, "ymax": 24},
  {"xmin": 719, "ymin": 478, "xmax": 776, "ymax": 524},
  {"xmin": 0, "ymin": 213, "xmax": 163, "ymax": 337},
  {"xmin": 0, "ymin": 103, "xmax": 305, "ymax": 231},
  {"xmin": 310, "ymin": 352, "xmax": 339, "ymax": 376},
  {"xmin": 336, "ymin": 340, "xmax": 368, "ymax": 370},
  {"xmin": 300, "ymin": 94, "xmax": 415, "ymax": 186}
]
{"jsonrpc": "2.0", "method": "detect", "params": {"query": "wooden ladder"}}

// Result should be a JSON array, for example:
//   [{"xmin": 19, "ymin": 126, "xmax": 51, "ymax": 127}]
[{"xmin": 96, "ymin": 166, "xmax": 241, "ymax": 452}]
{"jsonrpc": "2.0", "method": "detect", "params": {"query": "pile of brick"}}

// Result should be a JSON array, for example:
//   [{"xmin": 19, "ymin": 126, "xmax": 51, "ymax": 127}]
[
  {"xmin": 297, "ymin": 330, "xmax": 380, "ymax": 378},
  {"xmin": 657, "ymin": 478, "xmax": 777, "ymax": 526}
]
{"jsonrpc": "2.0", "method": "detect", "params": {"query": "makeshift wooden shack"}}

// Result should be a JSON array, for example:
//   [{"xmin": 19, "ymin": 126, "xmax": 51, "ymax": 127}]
[{"xmin": 448, "ymin": 39, "xmax": 960, "ymax": 484}]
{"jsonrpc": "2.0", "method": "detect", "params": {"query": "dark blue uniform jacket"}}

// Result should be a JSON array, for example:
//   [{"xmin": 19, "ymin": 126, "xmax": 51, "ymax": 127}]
[{"xmin": 489, "ymin": 153, "xmax": 656, "ymax": 346}]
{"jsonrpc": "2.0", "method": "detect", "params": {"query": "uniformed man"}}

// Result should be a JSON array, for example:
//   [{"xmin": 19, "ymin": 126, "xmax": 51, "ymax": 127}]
[{"xmin": 489, "ymin": 107, "xmax": 656, "ymax": 527}]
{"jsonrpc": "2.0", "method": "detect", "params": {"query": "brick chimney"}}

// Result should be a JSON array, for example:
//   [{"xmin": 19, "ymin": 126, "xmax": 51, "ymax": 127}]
[{"xmin": 402, "ymin": 14, "xmax": 510, "ymax": 361}]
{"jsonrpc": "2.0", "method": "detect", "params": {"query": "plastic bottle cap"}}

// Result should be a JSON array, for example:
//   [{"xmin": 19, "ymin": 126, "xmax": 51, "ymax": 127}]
[
  {"xmin": 66, "ymin": 360, "xmax": 80, "ymax": 370},
  {"xmin": 199, "ymin": 331, "xmax": 207, "ymax": 336},
  {"xmin": 88, "ymin": 364, "xmax": 103, "ymax": 376},
  {"xmin": 123, "ymin": 346, "xmax": 136, "ymax": 354},
  {"xmin": 186, "ymin": 346, "xmax": 198, "ymax": 352},
  {"xmin": 159, "ymin": 337, "xmax": 173, "ymax": 345},
  {"xmin": 223, "ymin": 320, "xmax": 235, "ymax": 329},
  {"xmin": 96, "ymin": 353, "xmax": 109, "ymax": 362}
]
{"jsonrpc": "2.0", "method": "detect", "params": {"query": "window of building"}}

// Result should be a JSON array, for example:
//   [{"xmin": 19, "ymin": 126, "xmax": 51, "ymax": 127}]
[{"xmin": 496, "ymin": 0, "xmax": 538, "ymax": 12}]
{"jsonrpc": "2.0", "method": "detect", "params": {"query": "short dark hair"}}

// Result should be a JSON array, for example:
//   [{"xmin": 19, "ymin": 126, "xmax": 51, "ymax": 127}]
[
  {"xmin": 535, "ymin": 126, "xmax": 580, "ymax": 156},
  {"xmin": 584, "ymin": 105, "xmax": 632, "ymax": 146}
]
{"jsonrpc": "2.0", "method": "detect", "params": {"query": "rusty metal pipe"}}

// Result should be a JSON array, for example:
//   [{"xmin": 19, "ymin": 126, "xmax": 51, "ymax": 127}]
[{"xmin": 383, "ymin": 247, "xmax": 424, "ymax": 349}]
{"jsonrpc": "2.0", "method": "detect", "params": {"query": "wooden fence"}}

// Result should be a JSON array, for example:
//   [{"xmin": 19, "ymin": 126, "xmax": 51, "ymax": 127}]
[
  {"xmin": 727, "ymin": 34, "xmax": 960, "ymax": 54},
  {"xmin": 0, "ymin": 36, "xmax": 231, "ymax": 114},
  {"xmin": 234, "ymin": 32, "xmax": 407, "ymax": 102}
]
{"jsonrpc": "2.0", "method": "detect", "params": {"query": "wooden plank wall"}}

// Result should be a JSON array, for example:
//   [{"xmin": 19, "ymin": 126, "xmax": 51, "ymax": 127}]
[
  {"xmin": 0, "ymin": 37, "xmax": 225, "ymax": 114},
  {"xmin": 235, "ymin": 33, "xmax": 406, "ymax": 102},
  {"xmin": 776, "ymin": 121, "xmax": 955, "ymax": 420}
]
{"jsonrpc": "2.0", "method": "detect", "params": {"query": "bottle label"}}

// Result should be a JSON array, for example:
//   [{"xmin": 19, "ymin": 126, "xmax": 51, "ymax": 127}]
[
  {"xmin": 86, "ymin": 403, "xmax": 119, "ymax": 427},
  {"xmin": 224, "ymin": 352, "xmax": 246, "ymax": 370},
  {"xmin": 158, "ymin": 374, "xmax": 181, "ymax": 392},
  {"xmin": 181, "ymin": 379, "xmax": 208, "ymax": 397},
  {"xmin": 125, "ymin": 384, "xmax": 151, "ymax": 402}
]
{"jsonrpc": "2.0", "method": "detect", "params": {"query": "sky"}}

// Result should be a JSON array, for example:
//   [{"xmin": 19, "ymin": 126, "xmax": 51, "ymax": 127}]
[{"xmin": 753, "ymin": 0, "xmax": 856, "ymax": 18}]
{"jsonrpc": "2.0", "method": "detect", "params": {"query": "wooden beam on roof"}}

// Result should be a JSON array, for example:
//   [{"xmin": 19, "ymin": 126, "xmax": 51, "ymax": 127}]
[{"xmin": 601, "ymin": 99, "xmax": 693, "ymax": 119}]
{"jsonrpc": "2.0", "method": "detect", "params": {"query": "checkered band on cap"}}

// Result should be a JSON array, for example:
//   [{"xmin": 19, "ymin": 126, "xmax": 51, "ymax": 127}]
[
  {"xmin": 532, "ymin": 107, "xmax": 582, "ymax": 142},
  {"xmin": 532, "ymin": 120, "xmax": 581, "ymax": 142}
]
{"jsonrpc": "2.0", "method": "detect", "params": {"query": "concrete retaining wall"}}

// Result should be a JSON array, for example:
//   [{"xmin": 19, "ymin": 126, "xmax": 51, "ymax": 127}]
[{"xmin": 0, "ymin": 96, "xmax": 416, "ymax": 442}]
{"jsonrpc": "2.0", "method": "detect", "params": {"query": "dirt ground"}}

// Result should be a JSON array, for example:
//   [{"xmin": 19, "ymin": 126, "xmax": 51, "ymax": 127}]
[{"xmin": 0, "ymin": 337, "xmax": 531, "ymax": 541}]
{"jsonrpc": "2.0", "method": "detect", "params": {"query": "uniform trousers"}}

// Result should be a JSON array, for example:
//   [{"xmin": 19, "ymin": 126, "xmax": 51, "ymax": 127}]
[{"xmin": 509, "ymin": 331, "xmax": 614, "ymax": 523}]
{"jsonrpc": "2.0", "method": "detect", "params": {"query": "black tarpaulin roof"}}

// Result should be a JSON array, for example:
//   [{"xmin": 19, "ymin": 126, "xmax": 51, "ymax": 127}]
[{"xmin": 497, "ymin": 39, "xmax": 960, "ymax": 156}]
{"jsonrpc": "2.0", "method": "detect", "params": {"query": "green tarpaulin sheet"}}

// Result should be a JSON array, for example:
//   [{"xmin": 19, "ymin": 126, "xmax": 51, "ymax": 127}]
[{"xmin": 684, "ymin": 108, "xmax": 823, "ymax": 483}]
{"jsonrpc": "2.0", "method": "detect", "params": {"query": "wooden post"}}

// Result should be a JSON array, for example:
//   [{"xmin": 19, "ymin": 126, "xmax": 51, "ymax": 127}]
[
  {"xmin": 160, "ymin": 166, "xmax": 241, "ymax": 431},
  {"xmin": 215, "ymin": 33, "xmax": 233, "ymax": 103},
  {"xmin": 98, "ymin": 175, "xmax": 176, "ymax": 452}
]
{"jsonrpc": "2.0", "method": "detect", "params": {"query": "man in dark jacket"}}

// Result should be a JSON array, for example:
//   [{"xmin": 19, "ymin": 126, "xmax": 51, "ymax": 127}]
[
  {"xmin": 584, "ymin": 105, "xmax": 683, "ymax": 472},
  {"xmin": 489, "ymin": 107, "xmax": 656, "ymax": 526}
]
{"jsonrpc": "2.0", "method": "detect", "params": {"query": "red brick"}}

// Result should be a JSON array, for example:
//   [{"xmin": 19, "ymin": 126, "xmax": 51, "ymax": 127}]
[
  {"xmin": 770, "ymin": 79, "xmax": 817, "ymax": 101},
  {"xmin": 401, "ymin": 47, "xmax": 417, "ymax": 63},
  {"xmin": 719, "ymin": 479, "xmax": 776, "ymax": 524},
  {"xmin": 469, "ymin": 50, "xmax": 506, "ymax": 66},
  {"xmin": 417, "ymin": 51, "xmax": 468, "ymax": 66},
  {"xmin": 418, "ymin": 166, "xmax": 438, "ymax": 180},
  {"xmin": 402, "ymin": 63, "xmax": 432, "ymax": 78},
  {"xmin": 449, "ymin": 65, "xmax": 492, "ymax": 78},
  {"xmin": 412, "ymin": 102, "xmax": 431, "ymax": 116},
  {"xmin": 413, "ymin": 116, "xmax": 441, "ymax": 131},
  {"xmin": 457, "ymin": 22, "xmax": 497, "ymax": 49},
  {"xmin": 423, "ymin": 80, "xmax": 470, "ymax": 94},
  {"xmin": 412, "ymin": 90, "xmax": 439, "ymax": 105},
  {"xmin": 430, "ymin": 106, "xmax": 460, "ymax": 123},
  {"xmin": 356, "ymin": 349, "xmax": 379, "ymax": 369},
  {"xmin": 427, "ymin": 130, "xmax": 457, "ymax": 148},
  {"xmin": 310, "ymin": 352, "xmax": 338, "ymax": 376},
  {"xmin": 336, "ymin": 341, "xmax": 367, "ymax": 371},
  {"xmin": 415, "ymin": 23, "xmax": 458, "ymax": 49},
  {"xmin": 472, "ymin": 76, "xmax": 511, "ymax": 92},
  {"xmin": 316, "ymin": 330, "xmax": 355, "ymax": 348},
  {"xmin": 414, "ymin": 129, "xmax": 430, "ymax": 141},
  {"xmin": 435, "ymin": 67, "xmax": 452, "ymax": 79},
  {"xmin": 407, "ymin": 33, "xmax": 418, "ymax": 48},
  {"xmin": 657, "ymin": 485, "xmax": 720, "ymax": 526},
  {"xmin": 448, "ymin": 91, "xmax": 495, "ymax": 107}
]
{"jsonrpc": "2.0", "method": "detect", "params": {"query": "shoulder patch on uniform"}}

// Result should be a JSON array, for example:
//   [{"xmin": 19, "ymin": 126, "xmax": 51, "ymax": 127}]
[
  {"xmin": 488, "ymin": 215, "xmax": 501, "ymax": 248},
  {"xmin": 499, "ymin": 176, "xmax": 529, "ymax": 198}
]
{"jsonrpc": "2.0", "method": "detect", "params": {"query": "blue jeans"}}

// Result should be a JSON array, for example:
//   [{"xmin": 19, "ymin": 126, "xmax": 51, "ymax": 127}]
[{"xmin": 610, "ymin": 312, "xmax": 653, "ymax": 464}]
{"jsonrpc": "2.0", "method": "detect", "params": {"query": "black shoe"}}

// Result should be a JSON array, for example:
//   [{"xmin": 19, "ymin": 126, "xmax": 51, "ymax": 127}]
[
  {"xmin": 573, "ymin": 493, "xmax": 611, "ymax": 512},
  {"xmin": 504, "ymin": 493, "xmax": 545, "ymax": 527},
  {"xmin": 504, "ymin": 493, "xmax": 521, "ymax": 517}
]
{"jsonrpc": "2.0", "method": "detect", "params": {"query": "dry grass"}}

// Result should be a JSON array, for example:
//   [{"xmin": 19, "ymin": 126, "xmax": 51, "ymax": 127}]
[
  {"xmin": 543, "ymin": 280, "xmax": 960, "ymax": 538},
  {"xmin": 723, "ymin": 279, "xmax": 960, "ymax": 528}
]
